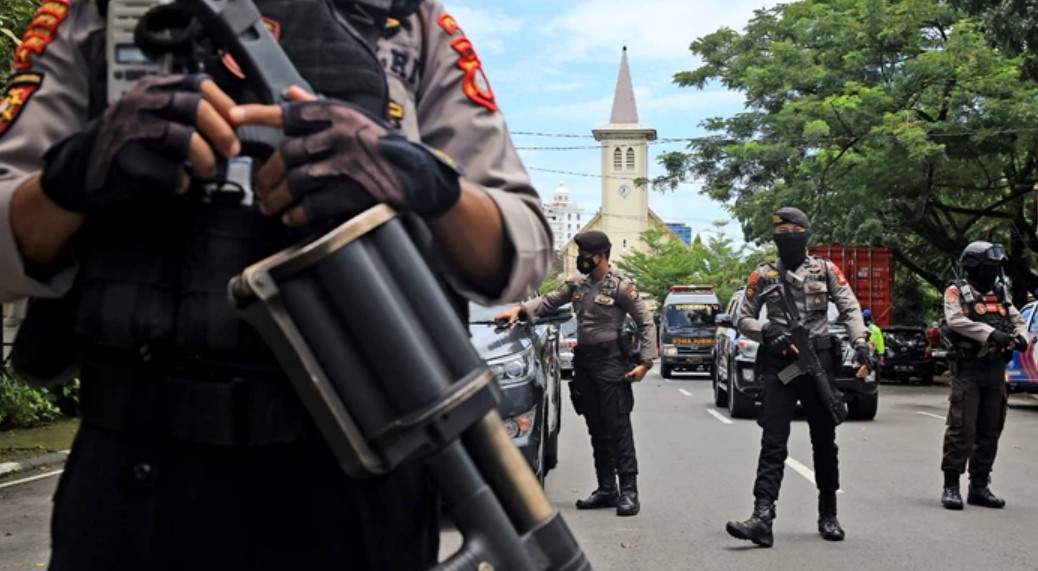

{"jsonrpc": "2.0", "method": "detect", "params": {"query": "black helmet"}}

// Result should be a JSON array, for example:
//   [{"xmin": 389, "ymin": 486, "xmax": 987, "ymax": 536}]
[{"xmin": 960, "ymin": 241, "xmax": 1007, "ymax": 268}]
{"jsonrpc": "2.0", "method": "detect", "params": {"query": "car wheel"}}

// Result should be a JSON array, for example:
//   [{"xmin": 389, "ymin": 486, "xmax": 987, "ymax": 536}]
[
  {"xmin": 661, "ymin": 364, "xmax": 673, "ymax": 379},
  {"xmin": 848, "ymin": 393, "xmax": 878, "ymax": 420},
  {"xmin": 728, "ymin": 366, "xmax": 755, "ymax": 419}
]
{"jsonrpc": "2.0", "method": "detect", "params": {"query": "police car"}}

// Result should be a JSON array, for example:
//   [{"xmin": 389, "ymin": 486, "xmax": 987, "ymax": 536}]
[
  {"xmin": 1004, "ymin": 301, "xmax": 1038, "ymax": 394},
  {"xmin": 658, "ymin": 285, "xmax": 721, "ymax": 378}
]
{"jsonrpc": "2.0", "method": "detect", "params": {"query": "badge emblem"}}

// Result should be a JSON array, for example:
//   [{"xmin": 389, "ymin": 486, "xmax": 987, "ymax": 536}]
[
  {"xmin": 974, "ymin": 303, "xmax": 987, "ymax": 315},
  {"xmin": 594, "ymin": 294, "xmax": 615, "ymax": 306},
  {"xmin": 765, "ymin": 270, "xmax": 779, "ymax": 278},
  {"xmin": 0, "ymin": 73, "xmax": 44, "ymax": 138}
]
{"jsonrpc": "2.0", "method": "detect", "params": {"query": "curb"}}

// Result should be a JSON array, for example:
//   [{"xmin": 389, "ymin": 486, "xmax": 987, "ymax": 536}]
[{"xmin": 0, "ymin": 450, "xmax": 69, "ymax": 478}]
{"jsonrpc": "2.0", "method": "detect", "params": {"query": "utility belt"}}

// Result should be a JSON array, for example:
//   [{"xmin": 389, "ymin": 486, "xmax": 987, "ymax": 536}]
[
  {"xmin": 574, "ymin": 337, "xmax": 622, "ymax": 356},
  {"xmin": 79, "ymin": 347, "xmax": 315, "ymax": 447}
]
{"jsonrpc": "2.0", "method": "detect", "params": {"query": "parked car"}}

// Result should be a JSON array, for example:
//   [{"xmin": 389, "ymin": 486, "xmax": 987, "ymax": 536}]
[
  {"xmin": 879, "ymin": 326, "xmax": 935, "ymax": 385},
  {"xmin": 1003, "ymin": 301, "xmax": 1038, "ymax": 394},
  {"xmin": 558, "ymin": 307, "xmax": 576, "ymax": 378},
  {"xmin": 713, "ymin": 288, "xmax": 878, "ymax": 420},
  {"xmin": 468, "ymin": 303, "xmax": 567, "ymax": 482}
]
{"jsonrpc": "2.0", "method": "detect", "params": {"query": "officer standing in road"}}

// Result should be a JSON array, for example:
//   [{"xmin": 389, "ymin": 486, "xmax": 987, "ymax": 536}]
[
  {"xmin": 0, "ymin": 1, "xmax": 551, "ymax": 569},
  {"xmin": 939, "ymin": 242, "xmax": 1026, "ymax": 511},
  {"xmin": 496, "ymin": 231, "xmax": 656, "ymax": 517},
  {"xmin": 726, "ymin": 207, "xmax": 873, "ymax": 547}
]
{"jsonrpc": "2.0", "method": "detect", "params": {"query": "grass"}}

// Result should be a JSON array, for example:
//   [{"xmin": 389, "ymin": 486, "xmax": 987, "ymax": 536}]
[{"xmin": 0, "ymin": 418, "xmax": 79, "ymax": 463}]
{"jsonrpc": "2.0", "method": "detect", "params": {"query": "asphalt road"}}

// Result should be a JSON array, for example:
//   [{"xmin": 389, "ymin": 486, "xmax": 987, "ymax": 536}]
[{"xmin": 3, "ymin": 371, "xmax": 1038, "ymax": 570}]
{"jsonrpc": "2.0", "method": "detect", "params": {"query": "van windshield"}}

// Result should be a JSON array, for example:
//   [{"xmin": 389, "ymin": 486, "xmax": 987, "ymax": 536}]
[{"xmin": 665, "ymin": 304, "xmax": 716, "ymax": 330}]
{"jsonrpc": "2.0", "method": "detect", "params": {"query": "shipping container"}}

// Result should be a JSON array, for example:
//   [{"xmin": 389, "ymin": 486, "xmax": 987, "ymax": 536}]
[{"xmin": 809, "ymin": 246, "xmax": 894, "ymax": 327}]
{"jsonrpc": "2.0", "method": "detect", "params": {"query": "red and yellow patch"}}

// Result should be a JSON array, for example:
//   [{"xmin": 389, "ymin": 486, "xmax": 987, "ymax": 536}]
[
  {"xmin": 0, "ymin": 73, "xmax": 44, "ymax": 138},
  {"xmin": 747, "ymin": 271, "xmax": 761, "ymax": 286},
  {"xmin": 437, "ymin": 13, "xmax": 498, "ymax": 113},
  {"xmin": 831, "ymin": 264, "xmax": 848, "ymax": 286},
  {"xmin": 626, "ymin": 285, "xmax": 640, "ymax": 300},
  {"xmin": 222, "ymin": 18, "xmax": 281, "ymax": 79},
  {"xmin": 945, "ymin": 287, "xmax": 959, "ymax": 304},
  {"xmin": 13, "ymin": 0, "xmax": 70, "ymax": 71}
]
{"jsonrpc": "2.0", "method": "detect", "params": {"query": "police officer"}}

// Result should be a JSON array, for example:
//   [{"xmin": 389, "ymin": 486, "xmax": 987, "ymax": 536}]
[
  {"xmin": 863, "ymin": 308, "xmax": 885, "ymax": 366},
  {"xmin": 726, "ymin": 207, "xmax": 872, "ymax": 547},
  {"xmin": 0, "ymin": 1, "xmax": 551, "ymax": 569},
  {"xmin": 496, "ymin": 231, "xmax": 656, "ymax": 516},
  {"xmin": 939, "ymin": 242, "xmax": 1026, "ymax": 510}
]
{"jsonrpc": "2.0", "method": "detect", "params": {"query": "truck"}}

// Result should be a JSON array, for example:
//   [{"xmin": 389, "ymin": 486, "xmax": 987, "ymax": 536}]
[{"xmin": 808, "ymin": 246, "xmax": 893, "ymax": 327}]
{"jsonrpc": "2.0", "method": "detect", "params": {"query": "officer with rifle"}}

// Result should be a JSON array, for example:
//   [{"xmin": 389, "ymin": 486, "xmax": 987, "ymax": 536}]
[
  {"xmin": 939, "ymin": 242, "xmax": 1026, "ymax": 511},
  {"xmin": 0, "ymin": 0, "xmax": 553, "ymax": 569},
  {"xmin": 726, "ymin": 207, "xmax": 873, "ymax": 548}
]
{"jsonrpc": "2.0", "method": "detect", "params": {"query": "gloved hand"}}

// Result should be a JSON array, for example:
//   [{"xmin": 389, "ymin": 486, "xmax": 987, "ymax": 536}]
[
  {"xmin": 40, "ymin": 74, "xmax": 238, "ymax": 212},
  {"xmin": 852, "ymin": 342, "xmax": 874, "ymax": 372},
  {"xmin": 988, "ymin": 330, "xmax": 1015, "ymax": 349},
  {"xmin": 762, "ymin": 322, "xmax": 794, "ymax": 354},
  {"xmin": 259, "ymin": 99, "xmax": 462, "ymax": 227},
  {"xmin": 1015, "ymin": 334, "xmax": 1029, "ymax": 349}
]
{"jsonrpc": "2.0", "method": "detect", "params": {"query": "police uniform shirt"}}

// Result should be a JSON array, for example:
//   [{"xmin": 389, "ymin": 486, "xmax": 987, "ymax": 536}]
[
  {"xmin": 0, "ymin": 0, "xmax": 551, "ymax": 307},
  {"xmin": 943, "ymin": 283, "xmax": 1026, "ymax": 344},
  {"xmin": 737, "ymin": 256, "xmax": 867, "ymax": 344},
  {"xmin": 522, "ymin": 269, "xmax": 657, "ymax": 363}
]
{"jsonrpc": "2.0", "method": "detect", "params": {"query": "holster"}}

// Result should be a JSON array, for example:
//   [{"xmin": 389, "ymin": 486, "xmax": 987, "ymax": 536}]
[{"xmin": 9, "ymin": 293, "xmax": 81, "ymax": 388}]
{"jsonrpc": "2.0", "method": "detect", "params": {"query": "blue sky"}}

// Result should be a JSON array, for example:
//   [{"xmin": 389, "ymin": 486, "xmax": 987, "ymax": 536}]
[{"xmin": 444, "ymin": 0, "xmax": 780, "ymax": 243}]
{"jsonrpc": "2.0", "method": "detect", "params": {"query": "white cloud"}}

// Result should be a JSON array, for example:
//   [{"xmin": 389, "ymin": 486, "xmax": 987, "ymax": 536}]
[{"xmin": 445, "ymin": 4, "xmax": 525, "ymax": 54}]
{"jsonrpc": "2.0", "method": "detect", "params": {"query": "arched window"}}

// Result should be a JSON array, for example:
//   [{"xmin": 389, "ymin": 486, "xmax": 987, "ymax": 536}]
[
  {"xmin": 626, "ymin": 147, "xmax": 635, "ymax": 171},
  {"xmin": 613, "ymin": 148, "xmax": 622, "ymax": 170}
]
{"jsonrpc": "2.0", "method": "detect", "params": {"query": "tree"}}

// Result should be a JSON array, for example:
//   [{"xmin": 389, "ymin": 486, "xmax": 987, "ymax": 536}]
[
  {"xmin": 0, "ymin": 0, "xmax": 39, "ymax": 85},
  {"xmin": 951, "ymin": 1, "xmax": 1038, "ymax": 81},
  {"xmin": 614, "ymin": 225, "xmax": 695, "ymax": 306},
  {"xmin": 538, "ymin": 271, "xmax": 566, "ymax": 296},
  {"xmin": 656, "ymin": 0, "xmax": 1038, "ymax": 314}
]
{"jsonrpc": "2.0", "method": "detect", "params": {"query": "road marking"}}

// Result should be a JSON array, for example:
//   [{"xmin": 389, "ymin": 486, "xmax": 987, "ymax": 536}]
[
  {"xmin": 679, "ymin": 389, "xmax": 694, "ymax": 397},
  {"xmin": 917, "ymin": 411, "xmax": 945, "ymax": 420},
  {"xmin": 0, "ymin": 469, "xmax": 63, "ymax": 489},
  {"xmin": 707, "ymin": 408, "xmax": 734, "ymax": 424},
  {"xmin": 784, "ymin": 458, "xmax": 846, "ymax": 493}
]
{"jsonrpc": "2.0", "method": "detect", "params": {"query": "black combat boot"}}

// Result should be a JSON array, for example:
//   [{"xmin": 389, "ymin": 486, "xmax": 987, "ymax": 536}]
[
  {"xmin": 941, "ymin": 470, "xmax": 963, "ymax": 510},
  {"xmin": 817, "ymin": 492, "xmax": 845, "ymax": 541},
  {"xmin": 726, "ymin": 497, "xmax": 775, "ymax": 547},
  {"xmin": 616, "ymin": 474, "xmax": 639, "ymax": 517},
  {"xmin": 967, "ymin": 474, "xmax": 1006, "ymax": 509},
  {"xmin": 575, "ymin": 472, "xmax": 618, "ymax": 510}
]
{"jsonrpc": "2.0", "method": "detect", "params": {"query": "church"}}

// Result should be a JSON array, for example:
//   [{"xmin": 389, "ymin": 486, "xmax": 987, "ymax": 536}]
[{"xmin": 557, "ymin": 47, "xmax": 685, "ymax": 276}]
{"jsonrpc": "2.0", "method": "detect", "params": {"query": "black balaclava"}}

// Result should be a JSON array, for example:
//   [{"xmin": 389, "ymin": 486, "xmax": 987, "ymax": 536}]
[
  {"xmin": 771, "ymin": 207, "xmax": 811, "ymax": 270},
  {"xmin": 967, "ymin": 265, "xmax": 1000, "ymax": 293}
]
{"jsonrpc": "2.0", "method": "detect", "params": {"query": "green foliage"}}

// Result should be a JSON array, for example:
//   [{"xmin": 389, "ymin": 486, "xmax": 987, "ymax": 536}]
[
  {"xmin": 659, "ymin": 0, "xmax": 1038, "ymax": 316},
  {"xmin": 616, "ymin": 222, "xmax": 771, "ymax": 309},
  {"xmin": 538, "ymin": 271, "xmax": 566, "ymax": 295},
  {"xmin": 0, "ymin": 0, "xmax": 40, "ymax": 85},
  {"xmin": 0, "ymin": 366, "xmax": 62, "ymax": 428}
]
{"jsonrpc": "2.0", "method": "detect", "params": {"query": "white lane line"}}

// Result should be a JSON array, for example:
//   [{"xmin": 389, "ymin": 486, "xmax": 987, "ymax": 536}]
[
  {"xmin": 707, "ymin": 408, "xmax": 734, "ymax": 425},
  {"xmin": 679, "ymin": 389, "xmax": 694, "ymax": 397},
  {"xmin": 785, "ymin": 458, "xmax": 845, "ymax": 493},
  {"xmin": 917, "ymin": 411, "xmax": 945, "ymax": 420},
  {"xmin": 0, "ymin": 469, "xmax": 63, "ymax": 490}
]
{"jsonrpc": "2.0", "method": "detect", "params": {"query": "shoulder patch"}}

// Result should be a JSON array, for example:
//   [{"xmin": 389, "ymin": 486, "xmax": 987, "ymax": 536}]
[
  {"xmin": 746, "ymin": 286, "xmax": 757, "ymax": 299},
  {"xmin": 625, "ymin": 284, "xmax": 640, "ymax": 300},
  {"xmin": 0, "ymin": 73, "xmax": 45, "ymax": 138},
  {"xmin": 13, "ymin": 0, "xmax": 70, "ymax": 71},
  {"xmin": 747, "ymin": 271, "xmax": 762, "ymax": 286},
  {"xmin": 830, "ymin": 263, "xmax": 848, "ymax": 286},
  {"xmin": 945, "ymin": 287, "xmax": 959, "ymax": 304},
  {"xmin": 435, "ymin": 13, "xmax": 497, "ymax": 113}
]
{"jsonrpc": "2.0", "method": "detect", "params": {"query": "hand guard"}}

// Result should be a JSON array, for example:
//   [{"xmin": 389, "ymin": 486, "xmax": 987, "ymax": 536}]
[
  {"xmin": 852, "ymin": 342, "xmax": 874, "ymax": 372},
  {"xmin": 762, "ymin": 322, "xmax": 794, "ymax": 354},
  {"xmin": 279, "ymin": 99, "xmax": 462, "ymax": 226},
  {"xmin": 40, "ymin": 75, "xmax": 206, "ymax": 212}
]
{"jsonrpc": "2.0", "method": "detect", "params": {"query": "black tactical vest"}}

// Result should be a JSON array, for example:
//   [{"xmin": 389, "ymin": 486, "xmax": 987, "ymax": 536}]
[{"xmin": 74, "ymin": 0, "xmax": 389, "ymax": 368}]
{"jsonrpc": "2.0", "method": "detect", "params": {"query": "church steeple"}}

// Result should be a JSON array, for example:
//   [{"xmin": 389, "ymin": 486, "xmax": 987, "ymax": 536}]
[{"xmin": 609, "ymin": 46, "xmax": 639, "ymax": 124}]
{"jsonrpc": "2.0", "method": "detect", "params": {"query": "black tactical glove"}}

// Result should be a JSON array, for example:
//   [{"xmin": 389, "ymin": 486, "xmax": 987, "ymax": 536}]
[
  {"xmin": 852, "ymin": 342, "xmax": 874, "ymax": 372},
  {"xmin": 1016, "ymin": 334, "xmax": 1029, "ymax": 349},
  {"xmin": 40, "ymin": 75, "xmax": 208, "ymax": 212},
  {"xmin": 988, "ymin": 330, "xmax": 1015, "ymax": 349},
  {"xmin": 762, "ymin": 322, "xmax": 794, "ymax": 354},
  {"xmin": 278, "ymin": 99, "xmax": 462, "ymax": 226}
]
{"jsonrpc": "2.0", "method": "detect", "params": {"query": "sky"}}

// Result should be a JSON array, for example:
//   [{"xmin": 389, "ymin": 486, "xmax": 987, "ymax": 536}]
[{"xmin": 443, "ymin": 0, "xmax": 780, "ymax": 243}]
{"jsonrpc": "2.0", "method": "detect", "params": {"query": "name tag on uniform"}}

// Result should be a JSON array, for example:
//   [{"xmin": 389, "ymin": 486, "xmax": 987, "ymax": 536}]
[
  {"xmin": 594, "ymin": 294, "xmax": 615, "ymax": 306},
  {"xmin": 573, "ymin": 293, "xmax": 583, "ymax": 301}
]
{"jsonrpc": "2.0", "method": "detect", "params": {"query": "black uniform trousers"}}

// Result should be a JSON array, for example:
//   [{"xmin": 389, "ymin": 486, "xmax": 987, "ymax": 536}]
[
  {"xmin": 753, "ymin": 348, "xmax": 840, "ymax": 502},
  {"xmin": 570, "ymin": 341, "xmax": 638, "ymax": 479},
  {"xmin": 942, "ymin": 356, "xmax": 1008, "ymax": 478},
  {"xmin": 48, "ymin": 372, "xmax": 438, "ymax": 571}
]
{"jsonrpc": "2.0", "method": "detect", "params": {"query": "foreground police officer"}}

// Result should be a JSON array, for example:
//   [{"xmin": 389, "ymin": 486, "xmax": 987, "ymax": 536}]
[
  {"xmin": 726, "ymin": 207, "xmax": 872, "ymax": 547},
  {"xmin": 940, "ymin": 242, "xmax": 1026, "ymax": 511},
  {"xmin": 0, "ymin": 1, "xmax": 551, "ymax": 569},
  {"xmin": 496, "ymin": 231, "xmax": 656, "ymax": 516}
]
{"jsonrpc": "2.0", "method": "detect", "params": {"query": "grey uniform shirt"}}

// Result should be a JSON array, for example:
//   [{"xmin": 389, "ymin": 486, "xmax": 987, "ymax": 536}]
[
  {"xmin": 0, "ymin": 0, "xmax": 551, "ymax": 306},
  {"xmin": 522, "ymin": 269, "xmax": 657, "ymax": 363},
  {"xmin": 737, "ymin": 256, "xmax": 867, "ymax": 344},
  {"xmin": 944, "ymin": 284, "xmax": 1026, "ymax": 344}
]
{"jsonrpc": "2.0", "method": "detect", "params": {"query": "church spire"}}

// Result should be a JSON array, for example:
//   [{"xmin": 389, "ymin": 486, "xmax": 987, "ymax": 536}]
[{"xmin": 609, "ymin": 46, "xmax": 639, "ymax": 124}]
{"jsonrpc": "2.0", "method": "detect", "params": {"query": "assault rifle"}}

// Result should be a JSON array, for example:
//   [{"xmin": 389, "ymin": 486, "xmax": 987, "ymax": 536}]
[{"xmin": 765, "ymin": 276, "xmax": 849, "ymax": 426}]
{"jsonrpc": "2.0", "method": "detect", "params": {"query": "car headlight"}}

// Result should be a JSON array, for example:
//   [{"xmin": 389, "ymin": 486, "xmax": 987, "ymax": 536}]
[
  {"xmin": 662, "ymin": 345, "xmax": 678, "ymax": 356},
  {"xmin": 488, "ymin": 346, "xmax": 536, "ymax": 386},
  {"xmin": 503, "ymin": 406, "xmax": 538, "ymax": 438},
  {"xmin": 736, "ymin": 339, "xmax": 759, "ymax": 361}
]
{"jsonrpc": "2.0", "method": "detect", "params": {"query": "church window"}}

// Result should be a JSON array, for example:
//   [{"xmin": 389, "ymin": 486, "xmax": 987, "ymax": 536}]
[
  {"xmin": 626, "ymin": 147, "xmax": 635, "ymax": 171},
  {"xmin": 613, "ymin": 148, "xmax": 622, "ymax": 170},
  {"xmin": 623, "ymin": 239, "xmax": 628, "ymax": 249}
]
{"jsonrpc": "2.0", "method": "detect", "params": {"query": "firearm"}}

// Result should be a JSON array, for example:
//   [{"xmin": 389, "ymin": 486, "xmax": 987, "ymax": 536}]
[
  {"xmin": 148, "ymin": 1, "xmax": 592, "ymax": 569},
  {"xmin": 765, "ymin": 283, "xmax": 849, "ymax": 426}
]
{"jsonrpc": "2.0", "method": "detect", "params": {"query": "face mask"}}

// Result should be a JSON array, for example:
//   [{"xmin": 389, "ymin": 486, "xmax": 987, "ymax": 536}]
[
  {"xmin": 577, "ymin": 255, "xmax": 597, "ymax": 274},
  {"xmin": 773, "ymin": 231, "xmax": 810, "ymax": 269},
  {"xmin": 968, "ymin": 265, "xmax": 1000, "ymax": 292}
]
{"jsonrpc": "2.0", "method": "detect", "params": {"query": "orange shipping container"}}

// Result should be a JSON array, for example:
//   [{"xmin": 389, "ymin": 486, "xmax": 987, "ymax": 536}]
[{"xmin": 808, "ymin": 246, "xmax": 894, "ymax": 327}]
